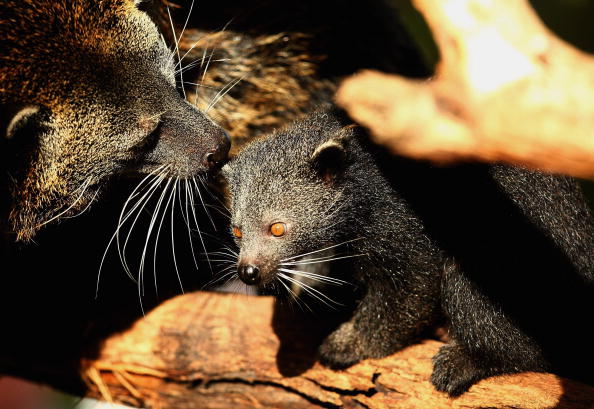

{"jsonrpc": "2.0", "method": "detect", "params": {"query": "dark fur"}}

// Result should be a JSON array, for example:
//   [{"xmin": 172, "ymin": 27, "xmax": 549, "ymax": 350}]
[
  {"xmin": 0, "ymin": 0, "xmax": 229, "ymax": 241},
  {"xmin": 223, "ymin": 109, "xmax": 594, "ymax": 395}
]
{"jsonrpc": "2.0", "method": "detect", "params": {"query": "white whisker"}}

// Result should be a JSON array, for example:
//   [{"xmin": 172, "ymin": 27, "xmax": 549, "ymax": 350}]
[
  {"xmin": 117, "ymin": 167, "xmax": 169, "ymax": 279},
  {"xmin": 137, "ymin": 178, "xmax": 173, "ymax": 299},
  {"xmin": 280, "ymin": 254, "xmax": 366, "ymax": 267},
  {"xmin": 206, "ymin": 76, "xmax": 245, "ymax": 112},
  {"xmin": 182, "ymin": 179, "xmax": 200, "ymax": 272},
  {"xmin": 278, "ymin": 273, "xmax": 343, "ymax": 308},
  {"xmin": 64, "ymin": 186, "xmax": 100, "ymax": 220},
  {"xmin": 177, "ymin": 178, "xmax": 190, "ymax": 227},
  {"xmin": 280, "ymin": 253, "xmax": 345, "ymax": 264},
  {"xmin": 177, "ymin": 58, "xmax": 231, "ymax": 75},
  {"xmin": 188, "ymin": 177, "xmax": 213, "ymax": 272},
  {"xmin": 96, "ymin": 166, "xmax": 167, "ymax": 297},
  {"xmin": 200, "ymin": 46, "xmax": 214, "ymax": 86},
  {"xmin": 192, "ymin": 177, "xmax": 216, "ymax": 229},
  {"xmin": 197, "ymin": 175, "xmax": 230, "ymax": 213},
  {"xmin": 276, "ymin": 276, "xmax": 312, "ymax": 312},
  {"xmin": 278, "ymin": 268, "xmax": 349, "ymax": 286},
  {"xmin": 208, "ymin": 250, "xmax": 238, "ymax": 259},
  {"xmin": 37, "ymin": 177, "xmax": 92, "ymax": 229},
  {"xmin": 147, "ymin": 110, "xmax": 169, "ymax": 121},
  {"xmin": 202, "ymin": 203, "xmax": 230, "ymax": 219},
  {"xmin": 120, "ymin": 173, "xmax": 167, "ymax": 279},
  {"xmin": 173, "ymin": 0, "xmax": 195, "ymax": 69},
  {"xmin": 198, "ymin": 17, "xmax": 234, "ymax": 87},
  {"xmin": 166, "ymin": 4, "xmax": 185, "ymax": 98},
  {"xmin": 202, "ymin": 269, "xmax": 237, "ymax": 289},
  {"xmin": 152, "ymin": 178, "xmax": 176, "ymax": 297},
  {"xmin": 170, "ymin": 179, "xmax": 184, "ymax": 293},
  {"xmin": 136, "ymin": 176, "xmax": 171, "ymax": 298},
  {"xmin": 280, "ymin": 238, "xmax": 363, "ymax": 262}
]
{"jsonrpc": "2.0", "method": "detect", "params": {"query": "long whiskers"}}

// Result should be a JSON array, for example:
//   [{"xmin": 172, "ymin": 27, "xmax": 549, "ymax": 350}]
[
  {"xmin": 280, "ymin": 238, "xmax": 364, "ymax": 263},
  {"xmin": 64, "ymin": 187, "xmax": 100, "ymax": 220},
  {"xmin": 198, "ymin": 17, "xmax": 235, "ymax": 86},
  {"xmin": 170, "ymin": 179, "xmax": 184, "ymax": 293},
  {"xmin": 188, "ymin": 177, "xmax": 214, "ymax": 272},
  {"xmin": 176, "ymin": 58, "xmax": 231, "ymax": 76},
  {"xmin": 150, "ymin": 177, "xmax": 176, "ymax": 298},
  {"xmin": 166, "ymin": 4, "xmax": 185, "ymax": 98},
  {"xmin": 206, "ymin": 76, "xmax": 245, "ymax": 112},
  {"xmin": 174, "ymin": 0, "xmax": 195, "ymax": 63},
  {"xmin": 120, "ymin": 170, "xmax": 169, "ymax": 279},
  {"xmin": 280, "ymin": 253, "xmax": 366, "ymax": 267},
  {"xmin": 137, "ymin": 177, "xmax": 173, "ymax": 298},
  {"xmin": 182, "ymin": 179, "xmax": 200, "ymax": 272},
  {"xmin": 117, "ymin": 165, "xmax": 169, "ymax": 279},
  {"xmin": 36, "ymin": 177, "xmax": 93, "ymax": 229},
  {"xmin": 192, "ymin": 176, "xmax": 216, "ymax": 229},
  {"xmin": 278, "ymin": 273, "xmax": 344, "ymax": 309},
  {"xmin": 278, "ymin": 268, "xmax": 351, "ymax": 286},
  {"xmin": 202, "ymin": 265, "xmax": 236, "ymax": 289},
  {"xmin": 276, "ymin": 277, "xmax": 312, "ymax": 312},
  {"xmin": 209, "ymin": 248, "xmax": 238, "ymax": 258},
  {"xmin": 96, "ymin": 165, "xmax": 169, "ymax": 297}
]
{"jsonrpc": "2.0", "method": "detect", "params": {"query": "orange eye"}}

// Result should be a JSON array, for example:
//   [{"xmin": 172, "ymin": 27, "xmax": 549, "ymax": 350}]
[
  {"xmin": 232, "ymin": 226, "xmax": 242, "ymax": 239},
  {"xmin": 270, "ymin": 222, "xmax": 287, "ymax": 237}
]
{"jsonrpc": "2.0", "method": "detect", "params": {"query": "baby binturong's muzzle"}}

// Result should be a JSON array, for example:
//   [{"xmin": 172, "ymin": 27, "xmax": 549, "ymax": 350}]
[{"xmin": 237, "ymin": 263, "xmax": 261, "ymax": 285}]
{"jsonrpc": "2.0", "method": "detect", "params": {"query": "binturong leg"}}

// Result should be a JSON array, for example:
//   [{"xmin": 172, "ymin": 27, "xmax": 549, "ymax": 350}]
[
  {"xmin": 318, "ymin": 269, "xmax": 441, "ymax": 369},
  {"xmin": 432, "ymin": 262, "xmax": 548, "ymax": 396}
]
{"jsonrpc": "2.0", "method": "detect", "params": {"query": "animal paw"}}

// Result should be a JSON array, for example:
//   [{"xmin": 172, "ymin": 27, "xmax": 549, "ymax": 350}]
[
  {"xmin": 318, "ymin": 322, "xmax": 365, "ymax": 369},
  {"xmin": 430, "ymin": 343, "xmax": 483, "ymax": 396}
]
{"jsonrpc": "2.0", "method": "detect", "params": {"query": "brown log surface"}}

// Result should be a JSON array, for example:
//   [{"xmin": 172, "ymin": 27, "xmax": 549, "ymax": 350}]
[
  {"xmin": 336, "ymin": 0, "xmax": 594, "ymax": 179},
  {"xmin": 83, "ymin": 291, "xmax": 594, "ymax": 409}
]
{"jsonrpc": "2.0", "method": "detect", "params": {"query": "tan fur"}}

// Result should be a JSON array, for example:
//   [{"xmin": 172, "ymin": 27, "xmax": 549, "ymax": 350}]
[
  {"xmin": 180, "ymin": 31, "xmax": 336, "ymax": 152},
  {"xmin": 1, "ymin": 0, "xmax": 228, "ymax": 241},
  {"xmin": 161, "ymin": 0, "xmax": 430, "ymax": 153}
]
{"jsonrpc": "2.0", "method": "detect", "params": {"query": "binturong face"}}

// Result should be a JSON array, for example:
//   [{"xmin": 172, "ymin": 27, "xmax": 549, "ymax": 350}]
[
  {"xmin": 0, "ymin": 0, "xmax": 230, "ymax": 241},
  {"xmin": 222, "ymin": 111, "xmax": 361, "ymax": 303}
]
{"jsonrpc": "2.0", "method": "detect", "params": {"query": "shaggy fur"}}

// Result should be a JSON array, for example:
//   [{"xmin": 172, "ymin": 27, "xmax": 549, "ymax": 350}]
[
  {"xmin": 164, "ymin": 0, "xmax": 430, "ymax": 151},
  {"xmin": 0, "ymin": 0, "xmax": 229, "ymax": 241},
  {"xmin": 223, "ymin": 109, "xmax": 594, "ymax": 396}
]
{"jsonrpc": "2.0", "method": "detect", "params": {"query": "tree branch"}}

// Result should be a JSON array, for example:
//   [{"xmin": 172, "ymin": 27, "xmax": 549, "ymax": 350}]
[
  {"xmin": 336, "ymin": 0, "xmax": 594, "ymax": 178},
  {"xmin": 82, "ymin": 292, "xmax": 594, "ymax": 408}
]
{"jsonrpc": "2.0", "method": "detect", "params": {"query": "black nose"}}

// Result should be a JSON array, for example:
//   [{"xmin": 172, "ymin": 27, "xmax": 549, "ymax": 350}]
[
  {"xmin": 238, "ymin": 264, "xmax": 261, "ymax": 285},
  {"xmin": 203, "ymin": 130, "xmax": 231, "ymax": 169}
]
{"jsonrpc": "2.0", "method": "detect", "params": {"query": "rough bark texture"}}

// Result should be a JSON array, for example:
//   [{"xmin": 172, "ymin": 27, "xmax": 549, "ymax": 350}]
[
  {"xmin": 82, "ymin": 291, "xmax": 594, "ymax": 409},
  {"xmin": 336, "ymin": 0, "xmax": 594, "ymax": 179}
]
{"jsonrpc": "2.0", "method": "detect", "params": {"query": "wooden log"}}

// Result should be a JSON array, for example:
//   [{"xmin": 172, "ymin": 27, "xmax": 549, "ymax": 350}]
[
  {"xmin": 82, "ymin": 291, "xmax": 594, "ymax": 408},
  {"xmin": 336, "ymin": 0, "xmax": 594, "ymax": 179}
]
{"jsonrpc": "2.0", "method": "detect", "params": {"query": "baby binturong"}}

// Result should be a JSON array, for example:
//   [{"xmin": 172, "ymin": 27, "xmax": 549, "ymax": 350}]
[{"xmin": 222, "ymin": 108, "xmax": 594, "ymax": 396}]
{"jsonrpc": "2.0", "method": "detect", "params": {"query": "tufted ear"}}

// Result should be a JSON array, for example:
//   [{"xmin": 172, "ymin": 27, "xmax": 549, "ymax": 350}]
[
  {"xmin": 5, "ymin": 106, "xmax": 43, "ymax": 140},
  {"xmin": 310, "ymin": 125, "xmax": 356, "ymax": 184}
]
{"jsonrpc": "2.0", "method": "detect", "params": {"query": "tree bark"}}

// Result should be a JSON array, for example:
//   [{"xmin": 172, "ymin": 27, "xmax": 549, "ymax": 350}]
[
  {"xmin": 81, "ymin": 291, "xmax": 594, "ymax": 409},
  {"xmin": 336, "ymin": 0, "xmax": 594, "ymax": 179}
]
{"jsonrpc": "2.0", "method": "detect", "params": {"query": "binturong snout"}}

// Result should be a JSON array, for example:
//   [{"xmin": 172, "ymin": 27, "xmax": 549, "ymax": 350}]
[
  {"xmin": 141, "ymin": 95, "xmax": 231, "ymax": 177},
  {"xmin": 202, "ymin": 129, "xmax": 231, "ymax": 169},
  {"xmin": 237, "ymin": 263, "xmax": 261, "ymax": 285}
]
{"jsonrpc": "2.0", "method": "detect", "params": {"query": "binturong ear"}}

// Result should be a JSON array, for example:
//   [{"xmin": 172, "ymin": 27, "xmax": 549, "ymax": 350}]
[
  {"xmin": 310, "ymin": 126, "xmax": 355, "ymax": 184},
  {"xmin": 5, "ymin": 106, "xmax": 43, "ymax": 140}
]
